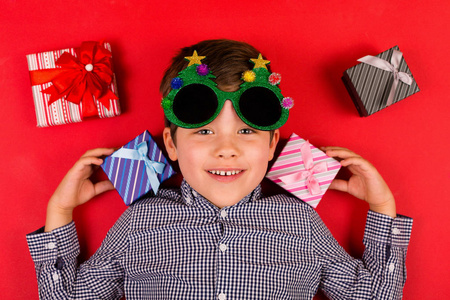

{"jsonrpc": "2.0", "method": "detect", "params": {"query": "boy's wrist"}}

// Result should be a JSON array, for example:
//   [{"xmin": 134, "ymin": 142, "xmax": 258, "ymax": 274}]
[
  {"xmin": 45, "ymin": 199, "xmax": 74, "ymax": 232},
  {"xmin": 369, "ymin": 199, "xmax": 397, "ymax": 218},
  {"xmin": 48, "ymin": 193, "xmax": 78, "ymax": 212}
]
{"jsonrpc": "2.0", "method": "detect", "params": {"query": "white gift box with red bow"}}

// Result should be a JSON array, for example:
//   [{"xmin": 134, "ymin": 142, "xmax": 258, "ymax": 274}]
[{"xmin": 26, "ymin": 41, "xmax": 121, "ymax": 127}]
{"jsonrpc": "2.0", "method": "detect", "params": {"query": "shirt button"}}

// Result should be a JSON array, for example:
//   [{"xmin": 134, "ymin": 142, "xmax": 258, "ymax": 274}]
[
  {"xmin": 52, "ymin": 273, "xmax": 59, "ymax": 281},
  {"xmin": 219, "ymin": 244, "xmax": 228, "ymax": 252},
  {"xmin": 388, "ymin": 263, "xmax": 395, "ymax": 273},
  {"xmin": 46, "ymin": 242, "xmax": 56, "ymax": 250},
  {"xmin": 220, "ymin": 210, "xmax": 228, "ymax": 219},
  {"xmin": 392, "ymin": 228, "xmax": 401, "ymax": 235},
  {"xmin": 218, "ymin": 293, "xmax": 227, "ymax": 300},
  {"xmin": 192, "ymin": 190, "xmax": 198, "ymax": 197}
]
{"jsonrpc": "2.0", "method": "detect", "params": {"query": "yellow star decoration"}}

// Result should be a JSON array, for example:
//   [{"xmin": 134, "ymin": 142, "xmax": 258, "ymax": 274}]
[
  {"xmin": 185, "ymin": 50, "xmax": 206, "ymax": 66},
  {"xmin": 250, "ymin": 54, "xmax": 270, "ymax": 69}
]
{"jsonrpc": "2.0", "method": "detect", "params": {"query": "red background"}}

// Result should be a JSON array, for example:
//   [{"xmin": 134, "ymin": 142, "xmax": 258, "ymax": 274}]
[{"xmin": 1, "ymin": 1, "xmax": 449, "ymax": 299}]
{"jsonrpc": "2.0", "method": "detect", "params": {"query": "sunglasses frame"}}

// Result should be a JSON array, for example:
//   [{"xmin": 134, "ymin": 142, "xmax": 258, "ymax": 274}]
[{"xmin": 162, "ymin": 56, "xmax": 291, "ymax": 131}]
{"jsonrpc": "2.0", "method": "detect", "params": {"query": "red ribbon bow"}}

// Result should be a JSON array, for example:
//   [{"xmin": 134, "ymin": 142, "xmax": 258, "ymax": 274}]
[{"xmin": 30, "ymin": 41, "xmax": 118, "ymax": 117}]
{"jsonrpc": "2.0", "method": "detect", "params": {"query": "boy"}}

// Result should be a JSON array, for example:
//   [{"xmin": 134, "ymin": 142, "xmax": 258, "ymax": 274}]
[{"xmin": 27, "ymin": 39, "xmax": 412, "ymax": 299}]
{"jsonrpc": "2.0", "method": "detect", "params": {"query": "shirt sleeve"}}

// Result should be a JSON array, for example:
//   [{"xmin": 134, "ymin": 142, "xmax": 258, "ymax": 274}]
[
  {"xmin": 26, "ymin": 206, "xmax": 134, "ymax": 300},
  {"xmin": 312, "ymin": 209, "xmax": 413, "ymax": 300}
]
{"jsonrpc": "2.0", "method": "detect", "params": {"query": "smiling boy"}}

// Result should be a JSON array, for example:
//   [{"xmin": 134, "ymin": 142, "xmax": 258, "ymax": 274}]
[
  {"xmin": 163, "ymin": 100, "xmax": 279, "ymax": 208},
  {"xmin": 27, "ymin": 39, "xmax": 412, "ymax": 299}
]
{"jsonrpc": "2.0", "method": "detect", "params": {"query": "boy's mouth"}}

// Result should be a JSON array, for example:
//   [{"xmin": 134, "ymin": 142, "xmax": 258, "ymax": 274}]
[{"xmin": 208, "ymin": 170, "xmax": 243, "ymax": 176}]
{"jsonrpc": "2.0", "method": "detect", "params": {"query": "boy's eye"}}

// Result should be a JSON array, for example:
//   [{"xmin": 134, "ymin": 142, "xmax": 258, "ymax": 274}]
[
  {"xmin": 196, "ymin": 129, "xmax": 213, "ymax": 135},
  {"xmin": 238, "ymin": 128, "xmax": 255, "ymax": 134}
]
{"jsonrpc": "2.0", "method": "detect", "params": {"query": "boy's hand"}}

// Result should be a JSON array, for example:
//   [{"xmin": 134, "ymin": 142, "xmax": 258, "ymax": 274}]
[
  {"xmin": 322, "ymin": 147, "xmax": 397, "ymax": 218},
  {"xmin": 45, "ymin": 148, "xmax": 115, "ymax": 232}
]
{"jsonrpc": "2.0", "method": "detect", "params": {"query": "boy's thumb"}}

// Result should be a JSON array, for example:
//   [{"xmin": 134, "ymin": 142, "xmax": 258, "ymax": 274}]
[
  {"xmin": 94, "ymin": 180, "xmax": 115, "ymax": 196},
  {"xmin": 328, "ymin": 179, "xmax": 348, "ymax": 193}
]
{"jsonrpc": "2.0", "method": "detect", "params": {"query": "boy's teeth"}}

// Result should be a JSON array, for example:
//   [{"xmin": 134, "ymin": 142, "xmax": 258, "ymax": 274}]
[{"xmin": 209, "ymin": 170, "xmax": 241, "ymax": 176}]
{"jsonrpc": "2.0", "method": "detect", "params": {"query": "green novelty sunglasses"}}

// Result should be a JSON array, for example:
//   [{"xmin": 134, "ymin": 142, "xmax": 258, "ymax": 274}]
[{"xmin": 161, "ymin": 52, "xmax": 293, "ymax": 131}]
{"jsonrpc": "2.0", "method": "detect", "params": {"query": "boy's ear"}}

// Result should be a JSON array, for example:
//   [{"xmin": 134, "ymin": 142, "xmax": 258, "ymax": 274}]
[
  {"xmin": 268, "ymin": 129, "xmax": 280, "ymax": 161},
  {"xmin": 163, "ymin": 127, "xmax": 178, "ymax": 161}
]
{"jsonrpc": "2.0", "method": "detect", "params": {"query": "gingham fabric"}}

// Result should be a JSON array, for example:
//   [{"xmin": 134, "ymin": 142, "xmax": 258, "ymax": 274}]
[{"xmin": 27, "ymin": 180, "xmax": 412, "ymax": 299}]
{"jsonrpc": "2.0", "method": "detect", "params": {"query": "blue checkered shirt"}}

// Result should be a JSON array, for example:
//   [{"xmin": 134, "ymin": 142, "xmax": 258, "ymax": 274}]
[{"xmin": 27, "ymin": 180, "xmax": 412, "ymax": 299}]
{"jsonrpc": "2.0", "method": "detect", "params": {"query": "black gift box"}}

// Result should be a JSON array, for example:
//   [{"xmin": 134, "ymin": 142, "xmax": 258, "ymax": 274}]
[{"xmin": 342, "ymin": 46, "xmax": 420, "ymax": 117}]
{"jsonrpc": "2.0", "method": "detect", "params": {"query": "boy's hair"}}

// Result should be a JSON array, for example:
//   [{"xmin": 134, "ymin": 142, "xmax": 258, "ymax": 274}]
[{"xmin": 160, "ymin": 39, "xmax": 274, "ymax": 142}]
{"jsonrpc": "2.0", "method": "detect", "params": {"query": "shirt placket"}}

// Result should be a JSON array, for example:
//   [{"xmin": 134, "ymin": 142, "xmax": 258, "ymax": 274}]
[{"xmin": 216, "ymin": 207, "xmax": 232, "ymax": 300}]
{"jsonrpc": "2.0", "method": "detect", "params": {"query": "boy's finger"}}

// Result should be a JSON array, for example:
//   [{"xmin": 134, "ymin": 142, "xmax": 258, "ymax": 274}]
[
  {"xmin": 329, "ymin": 179, "xmax": 349, "ymax": 192},
  {"xmin": 72, "ymin": 157, "xmax": 105, "ymax": 173},
  {"xmin": 321, "ymin": 146, "xmax": 350, "ymax": 151},
  {"xmin": 322, "ymin": 148, "xmax": 361, "ymax": 160},
  {"xmin": 81, "ymin": 148, "xmax": 115, "ymax": 158},
  {"xmin": 340, "ymin": 157, "xmax": 372, "ymax": 173}
]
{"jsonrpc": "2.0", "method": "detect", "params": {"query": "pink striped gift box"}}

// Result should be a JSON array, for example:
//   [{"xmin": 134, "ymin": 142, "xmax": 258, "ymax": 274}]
[
  {"xmin": 26, "ymin": 41, "xmax": 121, "ymax": 127},
  {"xmin": 266, "ymin": 133, "xmax": 341, "ymax": 208}
]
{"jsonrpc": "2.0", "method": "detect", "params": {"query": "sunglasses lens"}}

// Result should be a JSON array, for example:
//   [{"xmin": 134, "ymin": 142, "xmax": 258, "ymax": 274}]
[
  {"xmin": 239, "ymin": 87, "xmax": 281, "ymax": 127},
  {"xmin": 173, "ymin": 84, "xmax": 218, "ymax": 125}
]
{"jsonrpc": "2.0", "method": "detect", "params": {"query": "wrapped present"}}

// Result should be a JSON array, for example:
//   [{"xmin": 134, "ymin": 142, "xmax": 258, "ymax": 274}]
[
  {"xmin": 266, "ymin": 133, "xmax": 341, "ymax": 208},
  {"xmin": 342, "ymin": 45, "xmax": 420, "ymax": 117},
  {"xmin": 26, "ymin": 41, "xmax": 121, "ymax": 127},
  {"xmin": 101, "ymin": 130, "xmax": 176, "ymax": 205}
]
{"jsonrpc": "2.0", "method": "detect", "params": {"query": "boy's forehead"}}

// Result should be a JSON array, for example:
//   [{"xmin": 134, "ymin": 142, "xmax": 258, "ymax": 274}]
[{"xmin": 217, "ymin": 84, "xmax": 240, "ymax": 93}]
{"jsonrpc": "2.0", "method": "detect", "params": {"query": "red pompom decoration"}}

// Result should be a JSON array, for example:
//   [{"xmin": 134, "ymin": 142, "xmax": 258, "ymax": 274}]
[{"xmin": 268, "ymin": 73, "xmax": 282, "ymax": 85}]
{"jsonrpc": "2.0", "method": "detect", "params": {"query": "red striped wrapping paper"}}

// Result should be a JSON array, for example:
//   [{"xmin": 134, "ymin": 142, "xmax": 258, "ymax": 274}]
[
  {"xmin": 26, "ymin": 42, "xmax": 121, "ymax": 127},
  {"xmin": 266, "ymin": 133, "xmax": 341, "ymax": 208}
]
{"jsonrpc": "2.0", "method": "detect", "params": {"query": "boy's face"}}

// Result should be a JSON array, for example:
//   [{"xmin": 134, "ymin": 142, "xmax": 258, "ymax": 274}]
[{"xmin": 163, "ymin": 100, "xmax": 279, "ymax": 208}]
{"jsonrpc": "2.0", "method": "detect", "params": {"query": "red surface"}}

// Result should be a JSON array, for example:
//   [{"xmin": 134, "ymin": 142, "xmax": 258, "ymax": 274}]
[{"xmin": 1, "ymin": 1, "xmax": 449, "ymax": 298}]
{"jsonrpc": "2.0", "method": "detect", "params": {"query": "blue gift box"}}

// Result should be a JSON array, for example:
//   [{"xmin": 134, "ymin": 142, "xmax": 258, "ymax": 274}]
[{"xmin": 101, "ymin": 130, "xmax": 175, "ymax": 205}]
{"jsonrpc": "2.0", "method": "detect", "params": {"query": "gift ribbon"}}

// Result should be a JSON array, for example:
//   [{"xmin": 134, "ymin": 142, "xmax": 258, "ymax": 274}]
[
  {"xmin": 357, "ymin": 49, "xmax": 413, "ymax": 107},
  {"xmin": 29, "ymin": 41, "xmax": 118, "ymax": 117},
  {"xmin": 279, "ymin": 141, "xmax": 327, "ymax": 195},
  {"xmin": 111, "ymin": 141, "xmax": 166, "ymax": 195}
]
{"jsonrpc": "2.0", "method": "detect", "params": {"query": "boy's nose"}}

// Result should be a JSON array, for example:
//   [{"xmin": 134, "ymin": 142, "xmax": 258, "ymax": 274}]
[
  {"xmin": 215, "ymin": 132, "xmax": 240, "ymax": 159},
  {"xmin": 214, "ymin": 101, "xmax": 240, "ymax": 159}
]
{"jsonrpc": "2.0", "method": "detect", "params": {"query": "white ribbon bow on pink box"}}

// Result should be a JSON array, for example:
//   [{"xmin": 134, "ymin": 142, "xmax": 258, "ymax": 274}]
[{"xmin": 266, "ymin": 133, "xmax": 341, "ymax": 208}]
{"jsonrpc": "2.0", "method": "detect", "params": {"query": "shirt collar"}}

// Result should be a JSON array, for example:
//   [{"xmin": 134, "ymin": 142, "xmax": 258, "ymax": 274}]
[{"xmin": 180, "ymin": 179, "xmax": 262, "ymax": 208}]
